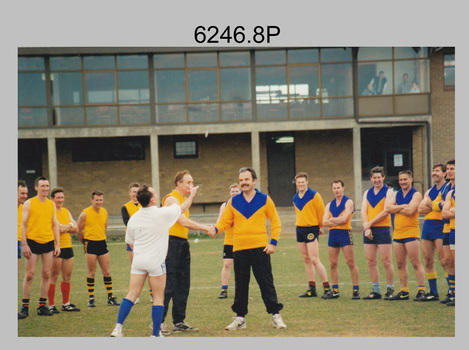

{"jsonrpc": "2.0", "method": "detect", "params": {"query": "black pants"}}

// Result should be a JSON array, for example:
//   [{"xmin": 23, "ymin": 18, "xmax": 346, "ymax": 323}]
[
  {"xmin": 163, "ymin": 236, "xmax": 191, "ymax": 324},
  {"xmin": 232, "ymin": 247, "xmax": 283, "ymax": 317}
]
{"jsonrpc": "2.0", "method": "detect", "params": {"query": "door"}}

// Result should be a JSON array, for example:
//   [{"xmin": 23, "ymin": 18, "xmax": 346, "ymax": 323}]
[
  {"xmin": 266, "ymin": 133, "xmax": 296, "ymax": 206},
  {"xmin": 18, "ymin": 139, "xmax": 44, "ymax": 197}
]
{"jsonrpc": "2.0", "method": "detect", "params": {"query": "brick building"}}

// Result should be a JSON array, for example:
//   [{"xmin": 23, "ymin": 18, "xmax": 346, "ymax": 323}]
[{"xmin": 17, "ymin": 47, "xmax": 455, "ymax": 218}]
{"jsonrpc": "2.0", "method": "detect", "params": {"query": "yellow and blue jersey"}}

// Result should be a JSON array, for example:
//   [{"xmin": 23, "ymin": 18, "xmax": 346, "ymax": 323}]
[
  {"xmin": 366, "ymin": 185, "xmax": 391, "ymax": 227},
  {"xmin": 162, "ymin": 190, "xmax": 189, "ymax": 239},
  {"xmin": 328, "ymin": 195, "xmax": 354, "ymax": 231},
  {"xmin": 215, "ymin": 189, "xmax": 281, "ymax": 252},
  {"xmin": 293, "ymin": 188, "xmax": 325, "ymax": 227},
  {"xmin": 393, "ymin": 187, "xmax": 419, "ymax": 239},
  {"xmin": 450, "ymin": 190, "xmax": 455, "ymax": 230}
]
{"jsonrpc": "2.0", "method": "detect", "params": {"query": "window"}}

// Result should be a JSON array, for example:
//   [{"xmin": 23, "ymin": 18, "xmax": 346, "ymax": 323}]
[
  {"xmin": 72, "ymin": 137, "xmax": 146, "ymax": 162},
  {"xmin": 174, "ymin": 139, "xmax": 198, "ymax": 158},
  {"xmin": 444, "ymin": 54, "xmax": 455, "ymax": 87}
]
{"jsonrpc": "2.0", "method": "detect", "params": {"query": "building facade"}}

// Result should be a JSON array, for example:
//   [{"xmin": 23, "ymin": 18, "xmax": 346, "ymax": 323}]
[{"xmin": 17, "ymin": 47, "xmax": 455, "ymax": 217}]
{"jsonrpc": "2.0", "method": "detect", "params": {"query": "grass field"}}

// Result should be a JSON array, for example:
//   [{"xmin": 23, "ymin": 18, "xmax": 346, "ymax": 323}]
[{"xmin": 17, "ymin": 233, "xmax": 455, "ymax": 338}]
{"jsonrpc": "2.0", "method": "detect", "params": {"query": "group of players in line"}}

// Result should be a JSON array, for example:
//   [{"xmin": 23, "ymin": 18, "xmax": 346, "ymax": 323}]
[{"xmin": 17, "ymin": 160, "xmax": 455, "ymax": 336}]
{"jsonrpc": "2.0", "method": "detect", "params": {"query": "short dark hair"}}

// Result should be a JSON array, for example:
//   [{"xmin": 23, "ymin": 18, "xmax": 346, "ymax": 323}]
[
  {"xmin": 239, "ymin": 167, "xmax": 257, "ymax": 180},
  {"xmin": 370, "ymin": 166, "xmax": 385, "ymax": 177},
  {"xmin": 18, "ymin": 179, "xmax": 27, "ymax": 189},
  {"xmin": 432, "ymin": 163, "xmax": 446, "ymax": 172},
  {"xmin": 91, "ymin": 190, "xmax": 104, "ymax": 198},
  {"xmin": 295, "ymin": 172, "xmax": 308, "ymax": 181},
  {"xmin": 331, "ymin": 179, "xmax": 344, "ymax": 187},
  {"xmin": 51, "ymin": 187, "xmax": 64, "ymax": 198},
  {"xmin": 34, "ymin": 176, "xmax": 48, "ymax": 187},
  {"xmin": 128, "ymin": 182, "xmax": 140, "ymax": 190},
  {"xmin": 137, "ymin": 185, "xmax": 153, "ymax": 207},
  {"xmin": 398, "ymin": 170, "xmax": 413, "ymax": 178},
  {"xmin": 446, "ymin": 159, "xmax": 455, "ymax": 166}
]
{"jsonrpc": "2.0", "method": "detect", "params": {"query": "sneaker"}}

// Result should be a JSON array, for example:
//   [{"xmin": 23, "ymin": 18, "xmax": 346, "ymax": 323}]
[
  {"xmin": 159, "ymin": 322, "xmax": 171, "ymax": 336},
  {"xmin": 272, "ymin": 314, "xmax": 287, "ymax": 329},
  {"xmin": 390, "ymin": 291, "xmax": 409, "ymax": 300},
  {"xmin": 413, "ymin": 290, "xmax": 426, "ymax": 301},
  {"xmin": 352, "ymin": 290, "xmax": 360, "ymax": 300},
  {"xmin": 108, "ymin": 296, "xmax": 120, "ymax": 306},
  {"xmin": 299, "ymin": 287, "xmax": 317, "ymax": 298},
  {"xmin": 48, "ymin": 305, "xmax": 60, "ymax": 314},
  {"xmin": 384, "ymin": 287, "xmax": 394, "ymax": 300},
  {"xmin": 322, "ymin": 290, "xmax": 339, "ymax": 299},
  {"xmin": 151, "ymin": 331, "xmax": 165, "ymax": 337},
  {"xmin": 421, "ymin": 291, "xmax": 439, "ymax": 302},
  {"xmin": 225, "ymin": 317, "xmax": 246, "ymax": 331},
  {"xmin": 135, "ymin": 297, "xmax": 140, "ymax": 304},
  {"xmin": 440, "ymin": 293, "xmax": 453, "ymax": 304},
  {"xmin": 446, "ymin": 298, "xmax": 455, "ymax": 306},
  {"xmin": 37, "ymin": 305, "xmax": 53, "ymax": 316},
  {"xmin": 88, "ymin": 298, "xmax": 96, "ymax": 308},
  {"xmin": 218, "ymin": 289, "xmax": 228, "ymax": 299},
  {"xmin": 173, "ymin": 322, "xmax": 198, "ymax": 332},
  {"xmin": 110, "ymin": 325, "xmax": 123, "ymax": 337},
  {"xmin": 18, "ymin": 308, "xmax": 29, "ymax": 319},
  {"xmin": 363, "ymin": 291, "xmax": 382, "ymax": 300},
  {"xmin": 62, "ymin": 303, "xmax": 81, "ymax": 311}
]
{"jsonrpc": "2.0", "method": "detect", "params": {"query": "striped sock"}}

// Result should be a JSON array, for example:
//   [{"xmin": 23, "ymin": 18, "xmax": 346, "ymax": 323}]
[
  {"xmin": 104, "ymin": 276, "xmax": 113, "ymax": 297},
  {"xmin": 87, "ymin": 277, "xmax": 95, "ymax": 299},
  {"xmin": 448, "ymin": 274, "xmax": 455, "ymax": 294},
  {"xmin": 152, "ymin": 305, "xmax": 165, "ymax": 337},
  {"xmin": 426, "ymin": 272, "xmax": 438, "ymax": 294},
  {"xmin": 38, "ymin": 297, "xmax": 47, "ymax": 308},
  {"xmin": 22, "ymin": 299, "xmax": 30, "ymax": 310}
]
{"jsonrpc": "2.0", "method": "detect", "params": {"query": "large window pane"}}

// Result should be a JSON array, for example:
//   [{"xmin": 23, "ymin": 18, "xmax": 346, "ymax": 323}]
[
  {"xmin": 288, "ymin": 49, "xmax": 319, "ymax": 64},
  {"xmin": 51, "ymin": 72, "xmax": 84, "ymax": 105},
  {"xmin": 188, "ymin": 103, "xmax": 219, "ymax": 122},
  {"xmin": 18, "ymin": 73, "xmax": 46, "ymax": 106},
  {"xmin": 119, "ymin": 105, "xmax": 151, "ymax": 124},
  {"xmin": 85, "ymin": 72, "xmax": 116, "ymax": 103},
  {"xmin": 187, "ymin": 52, "xmax": 217, "ymax": 67},
  {"xmin": 320, "ymin": 48, "xmax": 351, "ymax": 62},
  {"xmin": 322, "ymin": 98, "xmax": 353, "ymax": 117},
  {"xmin": 394, "ymin": 47, "xmax": 428, "ymax": 59},
  {"xmin": 18, "ymin": 107, "xmax": 47, "ymax": 127},
  {"xmin": 50, "ymin": 56, "xmax": 82, "ymax": 71},
  {"xmin": 221, "ymin": 102, "xmax": 252, "ymax": 121},
  {"xmin": 84, "ymin": 55, "xmax": 115, "ymax": 70},
  {"xmin": 154, "ymin": 53, "xmax": 185, "ymax": 68},
  {"xmin": 444, "ymin": 54, "xmax": 455, "ymax": 87},
  {"xmin": 188, "ymin": 69, "xmax": 218, "ymax": 101},
  {"xmin": 358, "ymin": 61, "xmax": 393, "ymax": 95},
  {"xmin": 288, "ymin": 66, "xmax": 319, "ymax": 99},
  {"xmin": 53, "ymin": 107, "xmax": 85, "ymax": 126},
  {"xmin": 118, "ymin": 71, "xmax": 150, "ymax": 103},
  {"xmin": 157, "ymin": 104, "xmax": 187, "ymax": 123},
  {"xmin": 155, "ymin": 70, "xmax": 186, "ymax": 103},
  {"xmin": 358, "ymin": 47, "xmax": 392, "ymax": 61},
  {"xmin": 256, "ymin": 66, "xmax": 288, "ymax": 119},
  {"xmin": 289, "ymin": 100, "xmax": 320, "ymax": 119},
  {"xmin": 394, "ymin": 60, "xmax": 429, "ymax": 93},
  {"xmin": 85, "ymin": 106, "xmax": 118, "ymax": 125},
  {"xmin": 18, "ymin": 57, "xmax": 44, "ymax": 71},
  {"xmin": 320, "ymin": 63, "xmax": 352, "ymax": 97},
  {"xmin": 117, "ymin": 55, "xmax": 148, "ymax": 69},
  {"xmin": 255, "ymin": 50, "xmax": 286, "ymax": 65},
  {"xmin": 220, "ymin": 68, "xmax": 251, "ymax": 101},
  {"xmin": 219, "ymin": 51, "xmax": 250, "ymax": 66}
]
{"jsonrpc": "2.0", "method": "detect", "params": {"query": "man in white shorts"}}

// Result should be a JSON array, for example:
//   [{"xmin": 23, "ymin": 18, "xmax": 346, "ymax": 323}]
[{"xmin": 111, "ymin": 184, "xmax": 199, "ymax": 337}]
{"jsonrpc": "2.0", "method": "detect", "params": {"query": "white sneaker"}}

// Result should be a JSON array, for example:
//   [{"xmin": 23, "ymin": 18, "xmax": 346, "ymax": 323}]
[
  {"xmin": 272, "ymin": 314, "xmax": 286, "ymax": 329},
  {"xmin": 225, "ymin": 317, "xmax": 246, "ymax": 331},
  {"xmin": 150, "ymin": 331, "xmax": 165, "ymax": 337},
  {"xmin": 110, "ymin": 324, "xmax": 123, "ymax": 337},
  {"xmin": 135, "ymin": 297, "xmax": 140, "ymax": 304}
]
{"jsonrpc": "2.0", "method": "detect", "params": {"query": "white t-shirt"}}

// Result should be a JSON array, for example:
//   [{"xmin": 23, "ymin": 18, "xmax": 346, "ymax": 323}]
[{"xmin": 125, "ymin": 204, "xmax": 181, "ymax": 272}]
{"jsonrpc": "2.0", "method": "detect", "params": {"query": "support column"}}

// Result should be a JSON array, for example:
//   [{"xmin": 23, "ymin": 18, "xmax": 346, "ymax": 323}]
[
  {"xmin": 251, "ymin": 131, "xmax": 261, "ymax": 190},
  {"xmin": 150, "ymin": 133, "xmax": 160, "ymax": 205},
  {"xmin": 47, "ymin": 137, "xmax": 58, "ymax": 189},
  {"xmin": 352, "ymin": 127, "xmax": 362, "ymax": 210}
]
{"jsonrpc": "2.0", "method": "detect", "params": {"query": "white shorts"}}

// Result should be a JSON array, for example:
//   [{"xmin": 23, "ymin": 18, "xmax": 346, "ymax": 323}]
[{"xmin": 131, "ymin": 261, "xmax": 166, "ymax": 277}]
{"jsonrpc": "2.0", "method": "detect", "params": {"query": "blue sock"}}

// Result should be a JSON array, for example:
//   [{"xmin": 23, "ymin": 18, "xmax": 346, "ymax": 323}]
[
  {"xmin": 372, "ymin": 282, "xmax": 380, "ymax": 294},
  {"xmin": 116, "ymin": 298, "xmax": 134, "ymax": 325},
  {"xmin": 222, "ymin": 285, "xmax": 228, "ymax": 290},
  {"xmin": 152, "ymin": 305, "xmax": 164, "ymax": 337}
]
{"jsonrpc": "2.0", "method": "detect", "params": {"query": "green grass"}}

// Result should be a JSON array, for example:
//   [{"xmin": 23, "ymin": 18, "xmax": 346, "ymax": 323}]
[{"xmin": 17, "ymin": 234, "xmax": 455, "ymax": 337}]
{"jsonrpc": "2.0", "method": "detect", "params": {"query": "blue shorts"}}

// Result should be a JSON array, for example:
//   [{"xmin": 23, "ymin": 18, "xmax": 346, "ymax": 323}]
[
  {"xmin": 126, "ymin": 243, "xmax": 133, "ymax": 252},
  {"xmin": 443, "ymin": 230, "xmax": 450, "ymax": 246},
  {"xmin": 363, "ymin": 226, "xmax": 392, "ymax": 245},
  {"xmin": 328, "ymin": 229, "xmax": 353, "ymax": 248},
  {"xmin": 449, "ymin": 229, "xmax": 455, "ymax": 247},
  {"xmin": 421, "ymin": 219, "xmax": 444, "ymax": 240},
  {"xmin": 18, "ymin": 241, "xmax": 21, "ymax": 259},
  {"xmin": 296, "ymin": 226, "xmax": 320, "ymax": 243},
  {"xmin": 393, "ymin": 237, "xmax": 419, "ymax": 244}
]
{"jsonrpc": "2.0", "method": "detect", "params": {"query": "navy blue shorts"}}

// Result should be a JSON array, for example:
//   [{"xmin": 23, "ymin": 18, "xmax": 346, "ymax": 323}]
[
  {"xmin": 442, "ymin": 230, "xmax": 450, "ymax": 246},
  {"xmin": 449, "ymin": 229, "xmax": 455, "ymax": 247},
  {"xmin": 18, "ymin": 241, "xmax": 21, "ymax": 259},
  {"xmin": 126, "ymin": 243, "xmax": 133, "ymax": 252},
  {"xmin": 421, "ymin": 219, "xmax": 444, "ymax": 240},
  {"xmin": 328, "ymin": 229, "xmax": 353, "ymax": 248},
  {"xmin": 296, "ymin": 226, "xmax": 320, "ymax": 243},
  {"xmin": 393, "ymin": 237, "xmax": 419, "ymax": 244},
  {"xmin": 223, "ymin": 244, "xmax": 233, "ymax": 259},
  {"xmin": 363, "ymin": 226, "xmax": 392, "ymax": 245}
]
